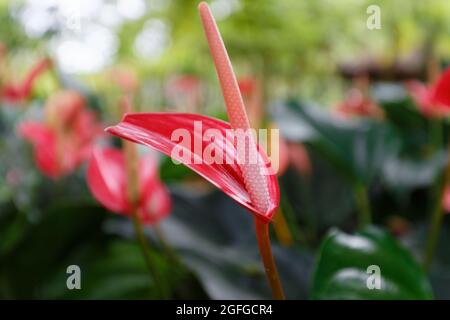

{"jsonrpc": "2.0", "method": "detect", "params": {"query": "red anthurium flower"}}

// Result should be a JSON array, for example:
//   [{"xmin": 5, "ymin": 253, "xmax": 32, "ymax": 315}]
[
  {"xmin": 18, "ymin": 90, "xmax": 102, "ymax": 178},
  {"xmin": 407, "ymin": 67, "xmax": 450, "ymax": 118},
  {"xmin": 336, "ymin": 88, "xmax": 383, "ymax": 118},
  {"xmin": 106, "ymin": 4, "xmax": 279, "ymax": 222},
  {"xmin": 107, "ymin": 8, "xmax": 279, "ymax": 222},
  {"xmin": 107, "ymin": 2, "xmax": 284, "ymax": 299},
  {"xmin": 87, "ymin": 147, "xmax": 171, "ymax": 225},
  {"xmin": 2, "ymin": 58, "xmax": 51, "ymax": 103}
]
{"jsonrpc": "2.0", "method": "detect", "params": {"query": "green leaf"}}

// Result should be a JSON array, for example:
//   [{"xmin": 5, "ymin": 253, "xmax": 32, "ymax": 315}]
[
  {"xmin": 0, "ymin": 202, "xmax": 108, "ymax": 298},
  {"xmin": 40, "ymin": 240, "xmax": 161, "ymax": 299},
  {"xmin": 280, "ymin": 152, "xmax": 354, "ymax": 233},
  {"xmin": 311, "ymin": 226, "xmax": 433, "ymax": 300}
]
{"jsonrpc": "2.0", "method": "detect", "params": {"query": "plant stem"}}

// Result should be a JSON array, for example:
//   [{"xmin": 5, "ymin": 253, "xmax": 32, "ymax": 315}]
[
  {"xmin": 431, "ymin": 119, "xmax": 443, "ymax": 153},
  {"xmin": 278, "ymin": 181, "xmax": 306, "ymax": 246},
  {"xmin": 154, "ymin": 224, "xmax": 182, "ymax": 267},
  {"xmin": 131, "ymin": 211, "xmax": 167, "ymax": 298},
  {"xmin": 272, "ymin": 208, "xmax": 293, "ymax": 246},
  {"xmin": 354, "ymin": 183, "xmax": 371, "ymax": 228},
  {"xmin": 124, "ymin": 137, "xmax": 168, "ymax": 298},
  {"xmin": 423, "ymin": 185, "xmax": 445, "ymax": 271},
  {"xmin": 254, "ymin": 217, "xmax": 285, "ymax": 300},
  {"xmin": 423, "ymin": 135, "xmax": 450, "ymax": 271}
]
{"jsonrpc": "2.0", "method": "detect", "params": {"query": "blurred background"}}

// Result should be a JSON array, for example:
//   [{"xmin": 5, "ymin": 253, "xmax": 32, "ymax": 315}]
[{"xmin": 1, "ymin": 0, "xmax": 450, "ymax": 300}]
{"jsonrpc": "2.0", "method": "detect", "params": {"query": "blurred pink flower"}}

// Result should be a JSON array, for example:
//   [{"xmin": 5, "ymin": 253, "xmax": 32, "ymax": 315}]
[
  {"xmin": 18, "ymin": 90, "xmax": 102, "ymax": 178},
  {"xmin": 336, "ymin": 88, "xmax": 383, "ymax": 118},
  {"xmin": 407, "ymin": 67, "xmax": 450, "ymax": 118},
  {"xmin": 87, "ymin": 147, "xmax": 171, "ymax": 225}
]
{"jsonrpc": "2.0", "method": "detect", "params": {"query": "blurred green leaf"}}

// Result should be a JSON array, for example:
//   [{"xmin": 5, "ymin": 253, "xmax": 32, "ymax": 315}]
[
  {"xmin": 274, "ymin": 99, "xmax": 400, "ymax": 185},
  {"xmin": 311, "ymin": 226, "xmax": 433, "ymax": 299},
  {"xmin": 280, "ymin": 152, "xmax": 355, "ymax": 236},
  {"xmin": 40, "ymin": 240, "xmax": 162, "ymax": 299},
  {"xmin": 0, "ymin": 202, "xmax": 108, "ymax": 298}
]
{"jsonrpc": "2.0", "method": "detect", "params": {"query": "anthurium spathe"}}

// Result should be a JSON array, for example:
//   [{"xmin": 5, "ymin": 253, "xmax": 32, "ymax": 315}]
[
  {"xmin": 108, "ymin": 17, "xmax": 278, "ymax": 222},
  {"xmin": 107, "ymin": 113, "xmax": 279, "ymax": 222},
  {"xmin": 106, "ymin": 2, "xmax": 284, "ymax": 299},
  {"xmin": 18, "ymin": 90, "xmax": 102, "ymax": 178},
  {"xmin": 2, "ymin": 58, "xmax": 51, "ymax": 104},
  {"xmin": 407, "ymin": 67, "xmax": 450, "ymax": 118},
  {"xmin": 87, "ymin": 147, "xmax": 171, "ymax": 225}
]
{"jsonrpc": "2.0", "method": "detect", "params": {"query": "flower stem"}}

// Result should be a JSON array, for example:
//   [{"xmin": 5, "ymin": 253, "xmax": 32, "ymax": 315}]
[
  {"xmin": 354, "ymin": 183, "xmax": 371, "ymax": 228},
  {"xmin": 254, "ymin": 216, "xmax": 285, "ymax": 300},
  {"xmin": 423, "ymin": 136, "xmax": 450, "ymax": 271},
  {"xmin": 154, "ymin": 224, "xmax": 182, "ymax": 267},
  {"xmin": 423, "ymin": 185, "xmax": 445, "ymax": 271},
  {"xmin": 131, "ymin": 211, "xmax": 168, "ymax": 298}
]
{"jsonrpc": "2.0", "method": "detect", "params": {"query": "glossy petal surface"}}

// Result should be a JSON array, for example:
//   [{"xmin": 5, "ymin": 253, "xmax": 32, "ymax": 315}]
[{"xmin": 106, "ymin": 113, "xmax": 279, "ymax": 222}]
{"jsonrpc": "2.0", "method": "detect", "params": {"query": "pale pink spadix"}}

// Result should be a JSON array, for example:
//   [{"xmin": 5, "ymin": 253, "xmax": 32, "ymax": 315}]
[{"xmin": 198, "ymin": 2, "xmax": 270, "ymax": 214}]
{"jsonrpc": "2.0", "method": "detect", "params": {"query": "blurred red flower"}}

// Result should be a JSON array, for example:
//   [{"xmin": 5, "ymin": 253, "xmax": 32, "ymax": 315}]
[
  {"xmin": 336, "ymin": 88, "xmax": 383, "ymax": 118},
  {"xmin": 407, "ymin": 67, "xmax": 450, "ymax": 118},
  {"xmin": 87, "ymin": 147, "xmax": 171, "ymax": 225},
  {"xmin": 286, "ymin": 142, "xmax": 312, "ymax": 176},
  {"xmin": 2, "ymin": 58, "xmax": 51, "ymax": 104},
  {"xmin": 238, "ymin": 77, "xmax": 257, "ymax": 96},
  {"xmin": 18, "ymin": 90, "xmax": 102, "ymax": 178}
]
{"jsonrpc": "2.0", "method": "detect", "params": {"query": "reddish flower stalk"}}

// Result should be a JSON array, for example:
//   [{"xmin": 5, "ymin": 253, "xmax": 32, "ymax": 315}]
[
  {"xmin": 198, "ymin": 4, "xmax": 271, "ymax": 214},
  {"xmin": 200, "ymin": 2, "xmax": 285, "ymax": 298}
]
